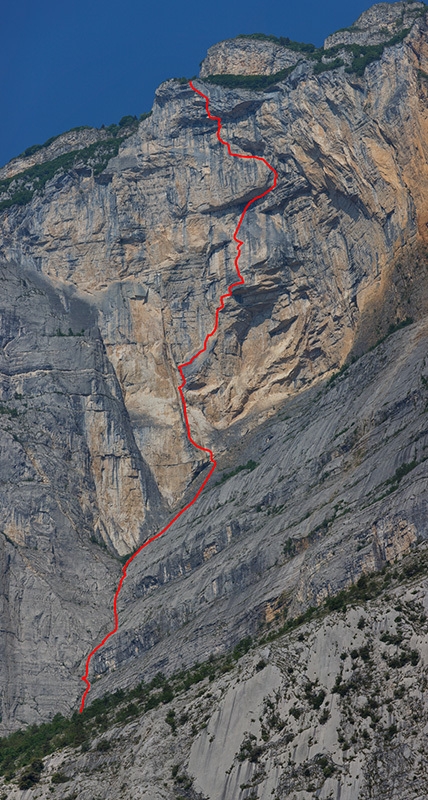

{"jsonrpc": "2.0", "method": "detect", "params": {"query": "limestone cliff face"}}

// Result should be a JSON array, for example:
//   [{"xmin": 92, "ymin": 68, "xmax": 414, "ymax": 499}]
[
  {"xmin": 324, "ymin": 1, "xmax": 426, "ymax": 48},
  {"xmin": 199, "ymin": 37, "xmax": 304, "ymax": 77},
  {"xmin": 0, "ymin": 126, "xmax": 111, "ymax": 181},
  {"xmin": 1, "ymin": 2, "xmax": 428, "ymax": 731},
  {"xmin": 1, "ymin": 563, "xmax": 427, "ymax": 800},
  {"xmin": 0, "ymin": 261, "xmax": 166, "ymax": 730},
  {"xmin": 2, "ymin": 9, "xmax": 428, "ymax": 506}
]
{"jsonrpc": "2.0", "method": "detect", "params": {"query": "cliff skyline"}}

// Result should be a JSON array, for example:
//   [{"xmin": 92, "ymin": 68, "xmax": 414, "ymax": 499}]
[
  {"xmin": 2, "ymin": 0, "xmax": 404, "ymax": 167},
  {"xmin": 0, "ymin": 3, "xmax": 427, "ymax": 797}
]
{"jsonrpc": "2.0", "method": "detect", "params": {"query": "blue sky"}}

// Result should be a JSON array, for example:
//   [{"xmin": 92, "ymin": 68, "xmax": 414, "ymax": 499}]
[{"xmin": 1, "ymin": 0, "xmax": 394, "ymax": 167}]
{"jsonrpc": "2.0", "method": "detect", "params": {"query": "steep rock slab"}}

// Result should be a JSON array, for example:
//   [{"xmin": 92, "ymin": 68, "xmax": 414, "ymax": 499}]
[
  {"xmin": 1, "ymin": 3, "xmax": 428, "ymax": 727},
  {"xmin": 0, "ymin": 262, "xmax": 164, "ymax": 732},
  {"xmin": 1, "ymin": 15, "xmax": 428, "ymax": 505},
  {"xmin": 1, "ymin": 565, "xmax": 426, "ymax": 799},
  {"xmin": 85, "ymin": 318, "xmax": 428, "ymax": 704}
]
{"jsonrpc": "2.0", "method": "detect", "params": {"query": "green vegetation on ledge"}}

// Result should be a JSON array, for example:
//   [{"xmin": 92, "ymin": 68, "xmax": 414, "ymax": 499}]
[
  {"xmin": 16, "ymin": 113, "xmax": 151, "ymax": 161},
  {"xmin": 345, "ymin": 29, "xmax": 411, "ymax": 76},
  {"xmin": 0, "ymin": 131, "xmax": 137, "ymax": 213},
  {"xmin": 1, "ymin": 112, "xmax": 153, "ymax": 213},
  {"xmin": 206, "ymin": 24, "xmax": 416, "ymax": 91},
  {"xmin": 0, "ymin": 139, "xmax": 126, "ymax": 212},
  {"xmin": 236, "ymin": 32, "xmax": 316, "ymax": 54},
  {"xmin": 21, "ymin": 127, "xmax": 91, "ymax": 158},
  {"xmin": 313, "ymin": 57, "xmax": 344, "ymax": 74},
  {"xmin": 0, "ymin": 638, "xmax": 253, "ymax": 782},
  {"xmin": 205, "ymin": 66, "xmax": 295, "ymax": 90},
  {"xmin": 215, "ymin": 459, "xmax": 258, "ymax": 486},
  {"xmin": 0, "ymin": 545, "xmax": 426, "ymax": 785}
]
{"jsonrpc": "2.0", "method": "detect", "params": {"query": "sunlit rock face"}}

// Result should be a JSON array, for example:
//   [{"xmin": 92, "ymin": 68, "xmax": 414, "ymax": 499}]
[
  {"xmin": 199, "ymin": 37, "xmax": 305, "ymax": 77},
  {"xmin": 1, "ymin": 2, "xmax": 428, "ymax": 732},
  {"xmin": 324, "ymin": 1, "xmax": 426, "ymax": 47}
]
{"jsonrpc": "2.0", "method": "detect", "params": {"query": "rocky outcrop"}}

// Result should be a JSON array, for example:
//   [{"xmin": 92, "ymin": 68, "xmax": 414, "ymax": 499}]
[
  {"xmin": 2, "ymin": 10, "xmax": 428, "ymax": 507},
  {"xmin": 324, "ymin": 1, "xmax": 426, "ymax": 48},
  {"xmin": 0, "ymin": 126, "xmax": 111, "ymax": 181},
  {"xmin": 1, "ymin": 557, "xmax": 426, "ymax": 799},
  {"xmin": 1, "ymin": 1, "xmax": 428, "ymax": 732},
  {"xmin": 0, "ymin": 261, "xmax": 165, "ymax": 730},
  {"xmin": 86, "ymin": 314, "xmax": 428, "ymax": 701},
  {"xmin": 199, "ymin": 37, "xmax": 304, "ymax": 77},
  {"xmin": 199, "ymin": 2, "xmax": 427, "ymax": 80}
]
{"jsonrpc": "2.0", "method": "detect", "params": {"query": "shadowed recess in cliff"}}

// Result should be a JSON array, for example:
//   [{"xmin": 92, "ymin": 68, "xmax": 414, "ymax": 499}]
[{"xmin": 78, "ymin": 80, "xmax": 278, "ymax": 712}]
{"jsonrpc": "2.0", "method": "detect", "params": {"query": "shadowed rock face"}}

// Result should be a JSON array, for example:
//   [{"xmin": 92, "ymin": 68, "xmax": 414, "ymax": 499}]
[
  {"xmin": 0, "ymin": 261, "xmax": 165, "ymax": 729},
  {"xmin": 1, "ymin": 3, "xmax": 428, "ymax": 731}
]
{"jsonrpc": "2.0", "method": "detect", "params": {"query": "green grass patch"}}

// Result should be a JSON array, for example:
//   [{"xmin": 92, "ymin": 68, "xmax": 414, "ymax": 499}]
[
  {"xmin": 0, "ymin": 404, "xmax": 18, "ymax": 419},
  {"xmin": 215, "ymin": 460, "xmax": 258, "ymax": 486}
]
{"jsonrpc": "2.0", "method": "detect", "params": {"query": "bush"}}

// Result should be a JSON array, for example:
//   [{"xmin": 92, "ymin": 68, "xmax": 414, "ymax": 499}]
[
  {"xmin": 161, "ymin": 683, "xmax": 174, "ymax": 704},
  {"xmin": 115, "ymin": 702, "xmax": 139, "ymax": 722},
  {"xmin": 359, "ymin": 644, "xmax": 371, "ymax": 662},
  {"xmin": 385, "ymin": 647, "xmax": 420, "ymax": 669},
  {"xmin": 144, "ymin": 694, "xmax": 161, "ymax": 712},
  {"xmin": 18, "ymin": 758, "xmax": 44, "ymax": 789},
  {"xmin": 0, "ymin": 404, "xmax": 18, "ymax": 418},
  {"xmin": 283, "ymin": 538, "xmax": 296, "ymax": 557},
  {"xmin": 313, "ymin": 58, "xmax": 344, "ymax": 74},
  {"xmin": 384, "ymin": 723, "xmax": 398, "ymax": 741},
  {"xmin": 232, "ymin": 636, "xmax": 253, "ymax": 661},
  {"xmin": 119, "ymin": 115, "xmax": 137, "ymax": 127},
  {"xmin": 237, "ymin": 735, "xmax": 263, "ymax": 763},
  {"xmin": 51, "ymin": 771, "xmax": 69, "ymax": 783},
  {"xmin": 304, "ymin": 683, "xmax": 326, "ymax": 710},
  {"xmin": 165, "ymin": 709, "xmax": 176, "ymax": 732},
  {"xmin": 96, "ymin": 738, "xmax": 110, "ymax": 752},
  {"xmin": 237, "ymin": 32, "xmax": 316, "ymax": 53},
  {"xmin": 206, "ymin": 67, "xmax": 294, "ymax": 91},
  {"xmin": 216, "ymin": 460, "xmax": 258, "ymax": 486},
  {"xmin": 385, "ymin": 460, "xmax": 417, "ymax": 490}
]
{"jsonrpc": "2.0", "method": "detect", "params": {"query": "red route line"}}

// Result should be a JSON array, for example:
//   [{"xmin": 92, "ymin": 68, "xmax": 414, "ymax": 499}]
[{"xmin": 79, "ymin": 79, "xmax": 278, "ymax": 713}]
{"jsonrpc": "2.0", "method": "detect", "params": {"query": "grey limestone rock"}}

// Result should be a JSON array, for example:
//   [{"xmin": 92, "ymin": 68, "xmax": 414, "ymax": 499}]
[
  {"xmin": 324, "ymin": 1, "xmax": 426, "ymax": 48},
  {"xmin": 199, "ymin": 37, "xmax": 304, "ymax": 77},
  {"xmin": 0, "ymin": 1, "xmax": 428, "ymax": 736}
]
